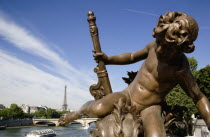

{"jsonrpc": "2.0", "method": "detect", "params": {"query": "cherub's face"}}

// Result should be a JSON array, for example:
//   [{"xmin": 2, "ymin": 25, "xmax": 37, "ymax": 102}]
[
  {"xmin": 172, "ymin": 17, "xmax": 198, "ymax": 53},
  {"xmin": 171, "ymin": 19, "xmax": 191, "ymax": 47},
  {"xmin": 153, "ymin": 11, "xmax": 198, "ymax": 53}
]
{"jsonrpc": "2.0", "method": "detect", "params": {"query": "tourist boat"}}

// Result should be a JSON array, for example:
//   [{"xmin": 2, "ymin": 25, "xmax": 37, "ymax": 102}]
[{"xmin": 26, "ymin": 129, "xmax": 56, "ymax": 137}]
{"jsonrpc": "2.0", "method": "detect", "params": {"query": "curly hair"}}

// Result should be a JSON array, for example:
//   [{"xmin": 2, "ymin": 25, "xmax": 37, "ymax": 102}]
[{"xmin": 152, "ymin": 11, "xmax": 199, "ymax": 53}]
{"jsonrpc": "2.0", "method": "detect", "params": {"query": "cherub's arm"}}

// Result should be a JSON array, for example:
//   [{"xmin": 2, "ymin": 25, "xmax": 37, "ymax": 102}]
[
  {"xmin": 177, "ymin": 62, "xmax": 210, "ymax": 129},
  {"xmin": 107, "ymin": 45, "xmax": 149, "ymax": 65},
  {"xmin": 94, "ymin": 41, "xmax": 154, "ymax": 65}
]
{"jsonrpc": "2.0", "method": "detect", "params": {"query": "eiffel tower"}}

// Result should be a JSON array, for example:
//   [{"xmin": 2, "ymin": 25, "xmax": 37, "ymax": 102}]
[{"xmin": 62, "ymin": 85, "xmax": 68, "ymax": 111}]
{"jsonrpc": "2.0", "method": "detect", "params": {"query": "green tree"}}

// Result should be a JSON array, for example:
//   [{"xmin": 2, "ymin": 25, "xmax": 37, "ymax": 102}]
[
  {"xmin": 34, "ymin": 109, "xmax": 46, "ymax": 118},
  {"xmin": 166, "ymin": 62, "xmax": 210, "ymax": 117},
  {"xmin": 9, "ymin": 104, "xmax": 24, "ymax": 119},
  {"xmin": 0, "ymin": 108, "xmax": 10, "ymax": 119},
  {"xmin": 164, "ymin": 58, "xmax": 199, "ymax": 136},
  {"xmin": 165, "ymin": 57, "xmax": 199, "ymax": 117},
  {"xmin": 164, "ymin": 58, "xmax": 210, "ymax": 136},
  {"xmin": 188, "ymin": 57, "xmax": 198, "ymax": 73},
  {"xmin": 0, "ymin": 104, "xmax": 24, "ymax": 119},
  {"xmin": 195, "ymin": 65, "xmax": 210, "ymax": 100},
  {"xmin": 165, "ymin": 86, "xmax": 197, "ymax": 117},
  {"xmin": 46, "ymin": 108, "xmax": 59, "ymax": 118},
  {"xmin": 23, "ymin": 113, "xmax": 34, "ymax": 118}
]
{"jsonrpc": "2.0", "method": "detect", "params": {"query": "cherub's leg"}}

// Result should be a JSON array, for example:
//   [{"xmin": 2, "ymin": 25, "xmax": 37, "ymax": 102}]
[
  {"xmin": 141, "ymin": 105, "xmax": 166, "ymax": 137},
  {"xmin": 59, "ymin": 91, "xmax": 127, "ymax": 125}
]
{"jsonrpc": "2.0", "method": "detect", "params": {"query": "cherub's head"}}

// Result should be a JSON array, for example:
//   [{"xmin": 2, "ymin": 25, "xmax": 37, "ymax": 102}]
[{"xmin": 152, "ymin": 11, "xmax": 199, "ymax": 53}]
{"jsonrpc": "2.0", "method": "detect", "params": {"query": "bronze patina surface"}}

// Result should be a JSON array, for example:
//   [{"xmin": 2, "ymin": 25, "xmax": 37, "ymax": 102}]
[{"xmin": 59, "ymin": 11, "xmax": 210, "ymax": 137}]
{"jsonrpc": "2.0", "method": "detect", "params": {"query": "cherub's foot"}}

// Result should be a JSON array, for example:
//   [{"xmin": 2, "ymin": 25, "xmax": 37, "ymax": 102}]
[{"xmin": 58, "ymin": 112, "xmax": 78, "ymax": 126}]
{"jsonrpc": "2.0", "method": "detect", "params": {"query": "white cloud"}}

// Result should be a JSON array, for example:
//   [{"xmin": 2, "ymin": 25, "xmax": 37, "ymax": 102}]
[
  {"xmin": 0, "ymin": 14, "xmax": 95, "ymax": 85},
  {"xmin": 0, "ymin": 50, "xmax": 93, "ymax": 110},
  {"xmin": 0, "ymin": 13, "xmax": 95, "ymax": 110}
]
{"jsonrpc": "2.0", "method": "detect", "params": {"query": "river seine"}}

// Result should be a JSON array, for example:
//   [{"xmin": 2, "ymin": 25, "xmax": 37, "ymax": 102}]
[{"xmin": 0, "ymin": 124, "xmax": 92, "ymax": 137}]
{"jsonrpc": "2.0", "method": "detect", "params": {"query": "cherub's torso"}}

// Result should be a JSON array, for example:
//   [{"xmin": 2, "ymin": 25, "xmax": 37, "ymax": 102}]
[{"xmin": 128, "ymin": 42, "xmax": 187, "ymax": 110}]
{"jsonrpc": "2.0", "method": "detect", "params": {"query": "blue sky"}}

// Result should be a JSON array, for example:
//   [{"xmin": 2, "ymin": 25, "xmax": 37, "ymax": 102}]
[{"xmin": 0, "ymin": 0, "xmax": 209, "ymax": 110}]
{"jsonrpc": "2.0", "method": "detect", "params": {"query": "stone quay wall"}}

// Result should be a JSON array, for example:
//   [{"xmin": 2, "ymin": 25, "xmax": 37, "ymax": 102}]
[{"xmin": 0, "ymin": 119, "xmax": 33, "ymax": 127}]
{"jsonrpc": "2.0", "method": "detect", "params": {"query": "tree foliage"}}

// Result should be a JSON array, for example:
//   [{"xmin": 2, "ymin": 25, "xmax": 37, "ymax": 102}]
[
  {"xmin": 0, "ymin": 104, "xmax": 69, "ymax": 119},
  {"xmin": 188, "ymin": 57, "xmax": 198, "ymax": 73},
  {"xmin": 0, "ymin": 104, "xmax": 24, "ymax": 119},
  {"xmin": 46, "ymin": 108, "xmax": 59, "ymax": 118},
  {"xmin": 164, "ymin": 57, "xmax": 209, "ymax": 136},
  {"xmin": 33, "ymin": 108, "xmax": 66, "ymax": 118},
  {"xmin": 165, "ymin": 86, "xmax": 197, "ymax": 118},
  {"xmin": 165, "ymin": 59, "xmax": 210, "ymax": 118},
  {"xmin": 34, "ymin": 109, "xmax": 46, "ymax": 118},
  {"xmin": 0, "ymin": 108, "xmax": 10, "ymax": 119},
  {"xmin": 9, "ymin": 104, "xmax": 24, "ymax": 119},
  {"xmin": 195, "ymin": 65, "xmax": 210, "ymax": 101}
]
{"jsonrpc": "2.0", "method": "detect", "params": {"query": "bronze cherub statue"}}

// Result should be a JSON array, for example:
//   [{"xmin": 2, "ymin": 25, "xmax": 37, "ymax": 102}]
[{"xmin": 59, "ymin": 11, "xmax": 210, "ymax": 137}]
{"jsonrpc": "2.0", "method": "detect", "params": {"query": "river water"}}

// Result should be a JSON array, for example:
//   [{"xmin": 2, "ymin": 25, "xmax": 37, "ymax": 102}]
[{"xmin": 0, "ymin": 124, "xmax": 92, "ymax": 137}]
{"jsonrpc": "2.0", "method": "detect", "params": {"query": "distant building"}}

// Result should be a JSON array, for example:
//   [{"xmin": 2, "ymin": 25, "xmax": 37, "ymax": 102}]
[
  {"xmin": 21, "ymin": 104, "xmax": 47, "ymax": 114},
  {"xmin": 0, "ymin": 104, "xmax": 5, "ymax": 110}
]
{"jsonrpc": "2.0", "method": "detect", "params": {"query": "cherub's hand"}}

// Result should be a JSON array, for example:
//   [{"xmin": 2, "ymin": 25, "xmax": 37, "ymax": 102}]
[
  {"xmin": 58, "ymin": 113, "xmax": 69, "ymax": 126},
  {"xmin": 92, "ymin": 50, "xmax": 108, "ymax": 64},
  {"xmin": 58, "ymin": 112, "xmax": 77, "ymax": 126}
]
